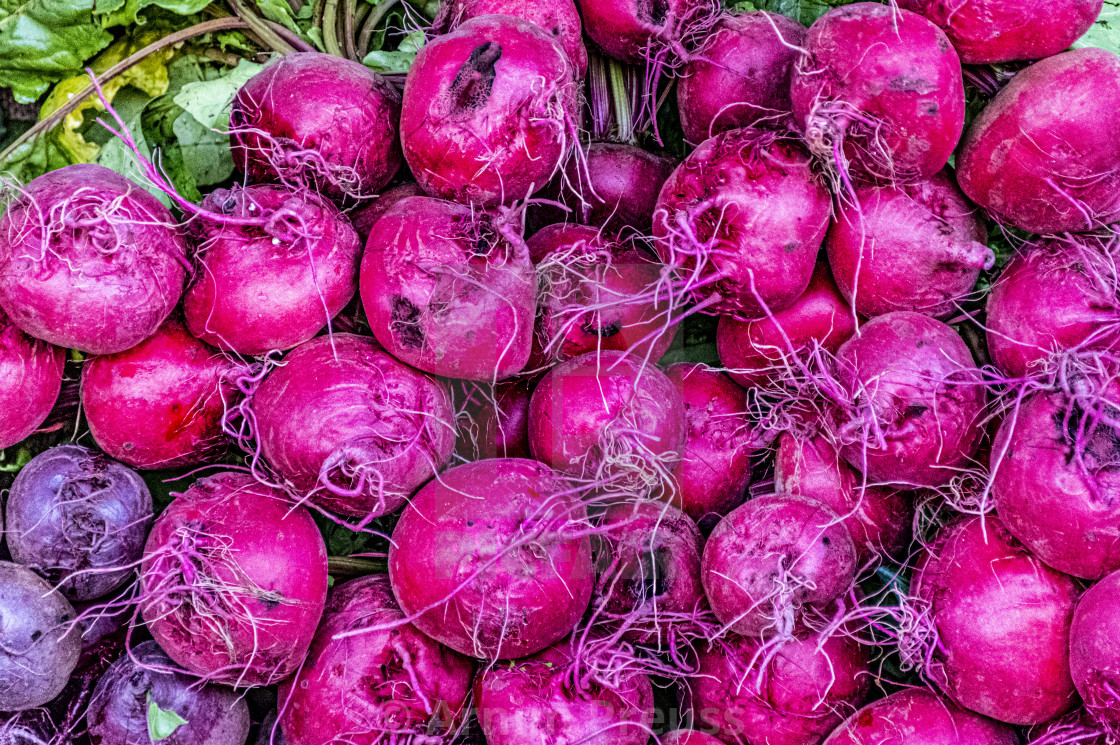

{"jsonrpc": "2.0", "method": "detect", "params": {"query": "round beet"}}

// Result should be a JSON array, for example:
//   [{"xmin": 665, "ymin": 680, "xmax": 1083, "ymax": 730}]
[
  {"xmin": 716, "ymin": 261, "xmax": 856, "ymax": 389},
  {"xmin": 184, "ymin": 184, "xmax": 361, "ymax": 356},
  {"xmin": 898, "ymin": 0, "xmax": 1103, "ymax": 64},
  {"xmin": 701, "ymin": 493, "xmax": 857, "ymax": 638},
  {"xmin": 1025, "ymin": 709, "xmax": 1110, "ymax": 745},
  {"xmin": 914, "ymin": 515, "xmax": 1079, "ymax": 725},
  {"xmin": 0, "ymin": 308, "xmax": 63, "ymax": 450},
  {"xmin": 834, "ymin": 312, "xmax": 986, "ymax": 487},
  {"xmin": 823, "ymin": 688, "xmax": 1019, "ymax": 745},
  {"xmin": 541, "ymin": 143, "xmax": 676, "ymax": 233},
  {"xmin": 474, "ymin": 643, "xmax": 653, "ymax": 745},
  {"xmin": 653, "ymin": 128, "xmax": 831, "ymax": 318},
  {"xmin": 661, "ymin": 732, "xmax": 723, "ymax": 745},
  {"xmin": 401, "ymin": 15, "xmax": 578, "ymax": 207},
  {"xmin": 434, "ymin": 0, "xmax": 588, "ymax": 77},
  {"xmin": 139, "ymin": 472, "xmax": 328, "ymax": 687},
  {"xmin": 775, "ymin": 431, "xmax": 912, "ymax": 564},
  {"xmin": 532, "ymin": 224, "xmax": 673, "ymax": 364},
  {"xmin": 992, "ymin": 386, "xmax": 1120, "ymax": 580},
  {"xmin": 82, "ymin": 318, "xmax": 242, "ymax": 469},
  {"xmin": 593, "ymin": 502, "xmax": 704, "ymax": 632},
  {"xmin": 1070, "ymin": 570, "xmax": 1120, "ymax": 735},
  {"xmin": 664, "ymin": 363, "xmax": 755, "ymax": 521},
  {"xmin": 578, "ymin": 0, "xmax": 715, "ymax": 65},
  {"xmin": 0, "ymin": 561, "xmax": 81, "ymax": 711},
  {"xmin": 691, "ymin": 631, "xmax": 870, "ymax": 745},
  {"xmin": 957, "ymin": 48, "xmax": 1120, "ymax": 234},
  {"xmin": 986, "ymin": 237, "xmax": 1120, "ymax": 379},
  {"xmin": 253, "ymin": 334, "xmax": 455, "ymax": 519},
  {"xmin": 87, "ymin": 641, "xmax": 250, "ymax": 745},
  {"xmin": 826, "ymin": 170, "xmax": 993, "ymax": 319},
  {"xmin": 230, "ymin": 52, "xmax": 401, "ymax": 199},
  {"xmin": 389, "ymin": 459, "xmax": 593, "ymax": 660},
  {"xmin": 360, "ymin": 196, "xmax": 536, "ymax": 380},
  {"xmin": 0, "ymin": 164, "xmax": 187, "ymax": 355},
  {"xmin": 790, "ymin": 4, "xmax": 965, "ymax": 182},
  {"xmin": 7, "ymin": 445, "xmax": 152, "ymax": 602},
  {"xmin": 528, "ymin": 350, "xmax": 687, "ymax": 489},
  {"xmin": 678, "ymin": 12, "xmax": 807, "ymax": 143},
  {"xmin": 279, "ymin": 575, "xmax": 474, "ymax": 745}
]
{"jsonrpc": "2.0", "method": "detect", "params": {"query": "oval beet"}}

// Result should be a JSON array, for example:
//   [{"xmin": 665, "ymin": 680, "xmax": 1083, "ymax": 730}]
[
  {"xmin": 82, "ymin": 318, "xmax": 242, "ymax": 469},
  {"xmin": 0, "ymin": 308, "xmax": 63, "ymax": 450},
  {"xmin": 823, "ymin": 688, "xmax": 1019, "ymax": 745},
  {"xmin": 7, "ymin": 445, "xmax": 152, "ymax": 601}
]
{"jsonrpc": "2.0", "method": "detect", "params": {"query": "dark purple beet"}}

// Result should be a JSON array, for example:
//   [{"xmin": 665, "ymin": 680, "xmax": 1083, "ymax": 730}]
[
  {"xmin": 87, "ymin": 641, "xmax": 250, "ymax": 745},
  {"xmin": 7, "ymin": 445, "xmax": 153, "ymax": 602}
]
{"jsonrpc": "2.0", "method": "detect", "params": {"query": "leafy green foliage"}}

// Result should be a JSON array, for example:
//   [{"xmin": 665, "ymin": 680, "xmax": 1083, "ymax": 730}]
[
  {"xmin": 730, "ymin": 0, "xmax": 860, "ymax": 26},
  {"xmin": 147, "ymin": 693, "xmax": 188, "ymax": 741},
  {"xmin": 1074, "ymin": 0, "xmax": 1120, "ymax": 55},
  {"xmin": 362, "ymin": 29, "xmax": 423, "ymax": 73}
]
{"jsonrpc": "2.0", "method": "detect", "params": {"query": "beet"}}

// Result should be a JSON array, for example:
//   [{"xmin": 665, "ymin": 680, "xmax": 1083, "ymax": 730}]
[
  {"xmin": 823, "ymin": 688, "xmax": 1019, "ymax": 745},
  {"xmin": 531, "ymin": 224, "xmax": 673, "ymax": 364},
  {"xmin": 230, "ymin": 52, "xmax": 402, "ymax": 199},
  {"xmin": 184, "ymin": 184, "xmax": 361, "ymax": 356},
  {"xmin": 690, "ymin": 631, "xmax": 870, "ymax": 745},
  {"xmin": 140, "ymin": 472, "xmax": 328, "ymax": 687},
  {"xmin": 253, "ymin": 334, "xmax": 455, "ymax": 519},
  {"xmin": 7, "ymin": 445, "xmax": 152, "ymax": 601},
  {"xmin": 400, "ymin": 15, "xmax": 579, "ymax": 207},
  {"xmin": 389, "ymin": 458, "xmax": 593, "ymax": 659},
  {"xmin": 653, "ymin": 128, "xmax": 831, "ymax": 318},
  {"xmin": 716, "ymin": 260, "xmax": 856, "ymax": 389},
  {"xmin": 1070, "ymin": 569, "xmax": 1120, "ymax": 735},
  {"xmin": 914, "ymin": 515, "xmax": 1079, "ymax": 725},
  {"xmin": 0, "ymin": 308, "xmax": 63, "ymax": 450},
  {"xmin": 678, "ymin": 12, "xmax": 807, "ymax": 143},
  {"xmin": 82, "ymin": 318, "xmax": 242, "ymax": 469},
  {"xmin": 834, "ymin": 312, "xmax": 986, "ymax": 488},
  {"xmin": 790, "ymin": 3, "xmax": 965, "ymax": 182},
  {"xmin": 0, "ymin": 164, "xmax": 187, "ymax": 355},
  {"xmin": 664, "ymin": 363, "xmax": 755, "ymax": 521},
  {"xmin": 87, "ymin": 641, "xmax": 250, "ymax": 745},
  {"xmin": 701, "ymin": 493, "xmax": 857, "ymax": 638},
  {"xmin": 350, "ymin": 183, "xmax": 426, "ymax": 244},
  {"xmin": 279, "ymin": 575, "xmax": 474, "ymax": 745},
  {"xmin": 826, "ymin": 170, "xmax": 993, "ymax": 319},
  {"xmin": 957, "ymin": 48, "xmax": 1120, "ymax": 234},
  {"xmin": 577, "ymin": 0, "xmax": 715, "ymax": 65},
  {"xmin": 456, "ymin": 378, "xmax": 534, "ymax": 460},
  {"xmin": 360, "ymin": 196, "xmax": 537, "ymax": 380},
  {"xmin": 0, "ymin": 561, "xmax": 81, "ymax": 711}
]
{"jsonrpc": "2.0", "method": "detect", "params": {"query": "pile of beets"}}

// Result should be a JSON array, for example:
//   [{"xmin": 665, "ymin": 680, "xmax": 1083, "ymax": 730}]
[{"xmin": 1, "ymin": 0, "xmax": 1120, "ymax": 743}]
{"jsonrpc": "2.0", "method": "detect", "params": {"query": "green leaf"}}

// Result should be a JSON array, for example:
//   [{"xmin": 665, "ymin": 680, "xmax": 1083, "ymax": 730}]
[
  {"xmin": 98, "ymin": 106, "xmax": 172, "ymax": 206},
  {"xmin": 147, "ymin": 693, "xmax": 188, "ymax": 741},
  {"xmin": 1074, "ymin": 0, "xmax": 1120, "ymax": 55},
  {"xmin": 172, "ymin": 108, "xmax": 234, "ymax": 187},
  {"xmin": 362, "ymin": 30, "xmax": 424, "ymax": 73},
  {"xmin": 0, "ymin": 0, "xmax": 113, "ymax": 103},
  {"xmin": 95, "ymin": 0, "xmax": 210, "ymax": 28},
  {"xmin": 748, "ymin": 0, "xmax": 859, "ymax": 26},
  {"xmin": 172, "ymin": 59, "xmax": 264, "ymax": 128}
]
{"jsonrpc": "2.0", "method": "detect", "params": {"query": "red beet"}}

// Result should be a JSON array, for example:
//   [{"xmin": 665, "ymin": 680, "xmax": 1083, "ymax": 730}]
[
  {"xmin": 531, "ymin": 224, "xmax": 673, "ymax": 364},
  {"xmin": 360, "ymin": 196, "xmax": 537, "ymax": 380},
  {"xmin": 913, "ymin": 515, "xmax": 1079, "ymax": 725},
  {"xmin": 826, "ymin": 170, "xmax": 993, "ymax": 319},
  {"xmin": 350, "ymin": 183, "xmax": 426, "ymax": 244},
  {"xmin": 823, "ymin": 688, "xmax": 1019, "ymax": 745},
  {"xmin": 184, "ymin": 184, "xmax": 361, "ymax": 356},
  {"xmin": 0, "ymin": 308, "xmax": 63, "ymax": 450},
  {"xmin": 653, "ymin": 128, "xmax": 831, "ymax": 318},
  {"xmin": 578, "ymin": 0, "xmax": 716, "ymax": 65},
  {"xmin": 664, "ymin": 363, "xmax": 755, "ymax": 521},
  {"xmin": 774, "ymin": 431, "xmax": 912, "ymax": 564},
  {"xmin": 701, "ymin": 493, "xmax": 857, "ymax": 638},
  {"xmin": 82, "ymin": 318, "xmax": 241, "ymax": 469},
  {"xmin": 230, "ymin": 53, "xmax": 402, "ymax": 199},
  {"xmin": 253, "ymin": 334, "xmax": 456, "ymax": 519},
  {"xmin": 400, "ymin": 15, "xmax": 579, "ymax": 207},
  {"xmin": 690, "ymin": 631, "xmax": 870, "ymax": 745},
  {"xmin": 716, "ymin": 261, "xmax": 856, "ymax": 388},
  {"xmin": 1070, "ymin": 569, "xmax": 1120, "ymax": 735},
  {"xmin": 140, "ymin": 472, "xmax": 328, "ymax": 687},
  {"xmin": 678, "ymin": 12, "xmax": 807, "ymax": 143},
  {"xmin": 279, "ymin": 575, "xmax": 474, "ymax": 745}
]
